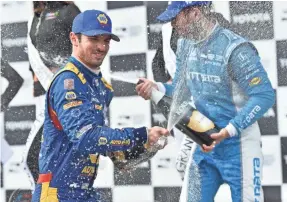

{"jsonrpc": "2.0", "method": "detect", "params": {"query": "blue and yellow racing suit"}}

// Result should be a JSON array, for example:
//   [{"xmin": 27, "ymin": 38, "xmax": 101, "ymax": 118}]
[{"xmin": 32, "ymin": 57, "xmax": 148, "ymax": 202}]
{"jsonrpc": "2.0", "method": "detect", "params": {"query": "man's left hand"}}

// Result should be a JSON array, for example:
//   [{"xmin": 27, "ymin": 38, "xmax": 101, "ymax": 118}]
[{"xmin": 202, "ymin": 128, "xmax": 230, "ymax": 152}]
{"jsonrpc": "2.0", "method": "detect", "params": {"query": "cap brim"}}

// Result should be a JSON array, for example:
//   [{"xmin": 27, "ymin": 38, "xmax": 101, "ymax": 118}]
[
  {"xmin": 81, "ymin": 30, "xmax": 120, "ymax": 42},
  {"xmin": 156, "ymin": 8, "xmax": 182, "ymax": 22}
]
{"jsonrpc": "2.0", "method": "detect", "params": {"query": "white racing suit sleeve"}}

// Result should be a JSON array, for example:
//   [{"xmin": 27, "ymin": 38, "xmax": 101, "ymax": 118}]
[
  {"xmin": 162, "ymin": 22, "xmax": 176, "ymax": 79},
  {"xmin": 26, "ymin": 16, "xmax": 53, "ymax": 91}
]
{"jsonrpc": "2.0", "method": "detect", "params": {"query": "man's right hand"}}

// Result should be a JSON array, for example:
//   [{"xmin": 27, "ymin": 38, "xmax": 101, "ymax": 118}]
[
  {"xmin": 136, "ymin": 78, "xmax": 158, "ymax": 100},
  {"xmin": 146, "ymin": 126, "xmax": 169, "ymax": 148}
]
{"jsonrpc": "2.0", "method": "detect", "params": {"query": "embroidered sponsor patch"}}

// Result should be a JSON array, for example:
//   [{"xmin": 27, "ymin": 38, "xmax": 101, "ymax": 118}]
[
  {"xmin": 110, "ymin": 139, "xmax": 130, "ymax": 146},
  {"xmin": 45, "ymin": 11, "xmax": 59, "ymax": 20},
  {"xmin": 63, "ymin": 101, "xmax": 82, "ymax": 110},
  {"xmin": 81, "ymin": 166, "xmax": 95, "ymax": 177},
  {"xmin": 76, "ymin": 124, "xmax": 93, "ymax": 138},
  {"xmin": 98, "ymin": 137, "xmax": 107, "ymax": 145},
  {"xmin": 65, "ymin": 91, "xmax": 77, "ymax": 100},
  {"xmin": 95, "ymin": 104, "xmax": 102, "ymax": 110},
  {"xmin": 111, "ymin": 151, "xmax": 125, "ymax": 161},
  {"xmin": 89, "ymin": 154, "xmax": 99, "ymax": 164},
  {"xmin": 64, "ymin": 79, "xmax": 75, "ymax": 90},
  {"xmin": 249, "ymin": 77, "xmax": 261, "ymax": 86}
]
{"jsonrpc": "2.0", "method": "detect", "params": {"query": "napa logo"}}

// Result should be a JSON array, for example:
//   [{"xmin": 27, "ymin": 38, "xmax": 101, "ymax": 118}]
[
  {"xmin": 97, "ymin": 14, "xmax": 108, "ymax": 25},
  {"xmin": 98, "ymin": 137, "xmax": 107, "ymax": 145},
  {"xmin": 65, "ymin": 91, "xmax": 76, "ymax": 100}
]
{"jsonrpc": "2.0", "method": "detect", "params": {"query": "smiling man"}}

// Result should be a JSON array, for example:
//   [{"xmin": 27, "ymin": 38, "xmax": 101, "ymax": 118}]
[{"xmin": 31, "ymin": 10, "xmax": 169, "ymax": 202}]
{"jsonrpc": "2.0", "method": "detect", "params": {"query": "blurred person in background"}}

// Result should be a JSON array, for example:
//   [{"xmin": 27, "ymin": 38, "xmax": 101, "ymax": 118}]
[
  {"xmin": 137, "ymin": 1, "xmax": 275, "ymax": 201},
  {"xmin": 1, "ymin": 58, "xmax": 24, "ymax": 164},
  {"xmin": 31, "ymin": 9, "xmax": 169, "ymax": 202},
  {"xmin": 23, "ymin": 1, "xmax": 81, "ymax": 191}
]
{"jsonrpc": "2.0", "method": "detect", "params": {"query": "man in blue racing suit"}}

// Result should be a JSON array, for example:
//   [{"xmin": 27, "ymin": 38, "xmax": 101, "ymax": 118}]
[
  {"xmin": 136, "ymin": 1, "xmax": 275, "ymax": 202},
  {"xmin": 32, "ymin": 10, "xmax": 169, "ymax": 202}
]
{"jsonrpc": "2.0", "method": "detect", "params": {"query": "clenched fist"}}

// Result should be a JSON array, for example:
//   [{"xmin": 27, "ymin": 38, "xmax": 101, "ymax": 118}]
[
  {"xmin": 146, "ymin": 126, "xmax": 169, "ymax": 149},
  {"xmin": 135, "ymin": 78, "xmax": 158, "ymax": 100}
]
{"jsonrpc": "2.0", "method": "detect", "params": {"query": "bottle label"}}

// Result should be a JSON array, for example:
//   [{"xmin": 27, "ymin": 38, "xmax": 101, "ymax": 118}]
[
  {"xmin": 187, "ymin": 111, "xmax": 215, "ymax": 132},
  {"xmin": 176, "ymin": 101, "xmax": 190, "ymax": 116}
]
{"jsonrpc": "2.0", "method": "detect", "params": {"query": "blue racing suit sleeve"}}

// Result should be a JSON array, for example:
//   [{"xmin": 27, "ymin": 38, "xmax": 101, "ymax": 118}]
[
  {"xmin": 228, "ymin": 43, "xmax": 275, "ymax": 134},
  {"xmin": 162, "ymin": 83, "xmax": 173, "ymax": 97},
  {"xmin": 50, "ymin": 72, "xmax": 148, "ymax": 155}
]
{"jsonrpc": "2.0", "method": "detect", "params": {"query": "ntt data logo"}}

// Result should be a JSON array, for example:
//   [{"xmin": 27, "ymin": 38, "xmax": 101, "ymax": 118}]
[{"xmin": 233, "ymin": 12, "xmax": 271, "ymax": 24}]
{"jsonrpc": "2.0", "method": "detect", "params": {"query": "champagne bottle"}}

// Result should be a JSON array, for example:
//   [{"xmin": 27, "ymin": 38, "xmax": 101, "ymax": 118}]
[{"xmin": 150, "ymin": 87, "xmax": 219, "ymax": 146}]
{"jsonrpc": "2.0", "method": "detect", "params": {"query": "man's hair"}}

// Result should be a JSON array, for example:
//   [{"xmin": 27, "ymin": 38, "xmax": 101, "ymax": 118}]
[
  {"xmin": 197, "ymin": 3, "xmax": 213, "ymax": 18},
  {"xmin": 183, "ymin": 3, "xmax": 213, "ymax": 20},
  {"xmin": 183, "ymin": 4, "xmax": 232, "ymax": 29}
]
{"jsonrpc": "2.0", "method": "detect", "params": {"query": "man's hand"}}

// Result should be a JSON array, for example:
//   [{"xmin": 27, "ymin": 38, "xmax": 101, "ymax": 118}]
[
  {"xmin": 202, "ymin": 128, "xmax": 230, "ymax": 152},
  {"xmin": 135, "ymin": 78, "xmax": 158, "ymax": 100},
  {"xmin": 146, "ymin": 126, "xmax": 169, "ymax": 148}
]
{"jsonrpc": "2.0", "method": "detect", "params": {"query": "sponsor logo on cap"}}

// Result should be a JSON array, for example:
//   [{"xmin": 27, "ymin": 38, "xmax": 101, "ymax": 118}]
[{"xmin": 97, "ymin": 14, "xmax": 108, "ymax": 25}]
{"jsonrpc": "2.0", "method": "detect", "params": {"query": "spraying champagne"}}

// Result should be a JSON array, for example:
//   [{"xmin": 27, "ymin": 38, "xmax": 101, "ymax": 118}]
[
  {"xmin": 106, "ymin": 74, "xmax": 218, "ymax": 146},
  {"xmin": 147, "ymin": 83, "xmax": 219, "ymax": 147}
]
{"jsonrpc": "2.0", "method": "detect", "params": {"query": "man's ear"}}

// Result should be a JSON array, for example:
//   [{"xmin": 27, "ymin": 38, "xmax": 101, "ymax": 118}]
[
  {"xmin": 70, "ymin": 32, "xmax": 78, "ymax": 46},
  {"xmin": 184, "ymin": 7, "xmax": 197, "ymax": 21}
]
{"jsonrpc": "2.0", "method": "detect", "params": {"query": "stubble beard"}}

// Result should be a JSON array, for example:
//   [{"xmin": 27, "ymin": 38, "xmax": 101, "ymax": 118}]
[{"xmin": 78, "ymin": 50, "xmax": 102, "ymax": 70}]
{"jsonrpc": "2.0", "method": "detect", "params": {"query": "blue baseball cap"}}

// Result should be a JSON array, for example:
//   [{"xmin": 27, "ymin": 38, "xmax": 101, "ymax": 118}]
[
  {"xmin": 157, "ymin": 1, "xmax": 212, "ymax": 22},
  {"xmin": 72, "ymin": 10, "xmax": 120, "ymax": 42}
]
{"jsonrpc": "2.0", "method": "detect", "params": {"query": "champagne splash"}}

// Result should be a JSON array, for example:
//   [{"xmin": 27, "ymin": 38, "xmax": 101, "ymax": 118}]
[
  {"xmin": 166, "ymin": 37, "xmax": 194, "ymax": 133},
  {"xmin": 167, "ymin": 90, "xmax": 192, "ymax": 132},
  {"xmin": 106, "ymin": 70, "xmax": 191, "ymax": 134},
  {"xmin": 104, "ymin": 72, "xmax": 139, "ymax": 84},
  {"xmin": 104, "ymin": 74, "xmax": 168, "ymax": 147},
  {"xmin": 167, "ymin": 55, "xmax": 192, "ymax": 132}
]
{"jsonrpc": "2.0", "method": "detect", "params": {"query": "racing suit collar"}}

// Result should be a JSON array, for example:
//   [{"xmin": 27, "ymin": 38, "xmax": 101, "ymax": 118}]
[
  {"xmin": 198, "ymin": 21, "xmax": 220, "ymax": 44},
  {"xmin": 186, "ymin": 21, "xmax": 220, "ymax": 45},
  {"xmin": 68, "ymin": 56, "xmax": 103, "ymax": 80}
]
